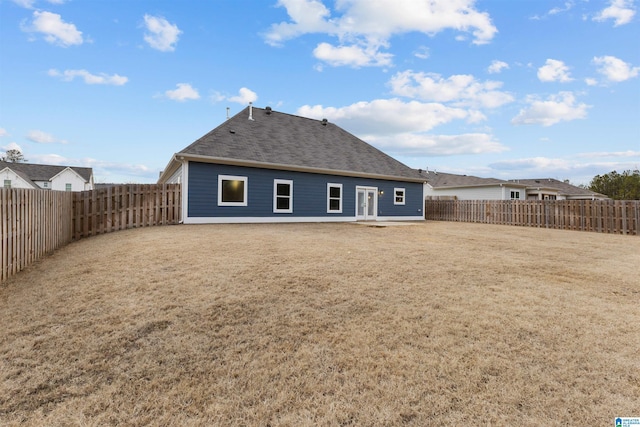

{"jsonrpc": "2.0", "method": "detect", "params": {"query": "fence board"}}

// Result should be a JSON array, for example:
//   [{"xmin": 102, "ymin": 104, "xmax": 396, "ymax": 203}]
[
  {"xmin": 425, "ymin": 199, "xmax": 639, "ymax": 236},
  {"xmin": 1, "ymin": 184, "xmax": 181, "ymax": 283}
]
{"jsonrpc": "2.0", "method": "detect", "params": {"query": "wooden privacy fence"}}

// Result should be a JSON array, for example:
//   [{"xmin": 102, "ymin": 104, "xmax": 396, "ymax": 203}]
[
  {"xmin": 72, "ymin": 184, "xmax": 181, "ymax": 240},
  {"xmin": 425, "ymin": 199, "xmax": 639, "ymax": 235},
  {"xmin": 1, "ymin": 184, "xmax": 181, "ymax": 282},
  {"xmin": 1, "ymin": 189, "xmax": 74, "ymax": 282}
]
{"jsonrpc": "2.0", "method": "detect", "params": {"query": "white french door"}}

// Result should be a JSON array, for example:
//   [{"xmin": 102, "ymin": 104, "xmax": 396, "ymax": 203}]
[{"xmin": 356, "ymin": 187, "xmax": 377, "ymax": 220}]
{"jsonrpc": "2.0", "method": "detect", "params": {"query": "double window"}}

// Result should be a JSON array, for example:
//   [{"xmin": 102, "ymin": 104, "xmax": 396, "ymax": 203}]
[
  {"xmin": 218, "ymin": 175, "xmax": 248, "ymax": 206},
  {"xmin": 327, "ymin": 183, "xmax": 342, "ymax": 213},
  {"xmin": 510, "ymin": 191, "xmax": 520, "ymax": 200},
  {"xmin": 273, "ymin": 179, "xmax": 293, "ymax": 213},
  {"xmin": 394, "ymin": 188, "xmax": 406, "ymax": 205}
]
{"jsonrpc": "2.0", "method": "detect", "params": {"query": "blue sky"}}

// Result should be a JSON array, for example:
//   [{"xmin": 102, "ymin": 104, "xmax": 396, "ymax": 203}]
[{"xmin": 1, "ymin": 0, "xmax": 638, "ymax": 185}]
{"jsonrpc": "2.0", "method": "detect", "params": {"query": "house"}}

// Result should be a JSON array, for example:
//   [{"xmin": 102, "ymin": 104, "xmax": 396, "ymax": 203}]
[
  {"xmin": 158, "ymin": 105, "xmax": 426, "ymax": 224},
  {"xmin": 508, "ymin": 178, "xmax": 608, "ymax": 200},
  {"xmin": 0, "ymin": 161, "xmax": 94, "ymax": 191},
  {"xmin": 421, "ymin": 170, "xmax": 528, "ymax": 200},
  {"xmin": 420, "ymin": 170, "xmax": 607, "ymax": 200}
]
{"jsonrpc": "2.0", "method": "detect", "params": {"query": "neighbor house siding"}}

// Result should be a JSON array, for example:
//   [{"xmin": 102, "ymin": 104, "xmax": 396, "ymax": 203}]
[
  {"xmin": 187, "ymin": 161, "xmax": 422, "ymax": 221},
  {"xmin": 425, "ymin": 185, "xmax": 506, "ymax": 200},
  {"xmin": 50, "ymin": 169, "xmax": 88, "ymax": 192},
  {"xmin": 0, "ymin": 168, "xmax": 34, "ymax": 189}
]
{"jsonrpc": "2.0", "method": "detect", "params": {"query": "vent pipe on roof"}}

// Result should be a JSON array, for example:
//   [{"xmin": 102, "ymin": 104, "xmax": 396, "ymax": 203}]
[
  {"xmin": 321, "ymin": 118, "xmax": 328, "ymax": 126},
  {"xmin": 265, "ymin": 106, "xmax": 272, "ymax": 115},
  {"xmin": 226, "ymin": 107, "xmax": 230, "ymax": 120},
  {"xmin": 248, "ymin": 102, "xmax": 254, "ymax": 121}
]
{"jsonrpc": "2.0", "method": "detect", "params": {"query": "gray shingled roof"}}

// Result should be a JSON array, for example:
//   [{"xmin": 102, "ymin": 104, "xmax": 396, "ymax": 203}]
[
  {"xmin": 419, "ymin": 170, "xmax": 513, "ymax": 188},
  {"xmin": 0, "ymin": 161, "xmax": 93, "ymax": 182},
  {"xmin": 177, "ymin": 106, "xmax": 424, "ymax": 182},
  {"xmin": 509, "ymin": 178, "xmax": 606, "ymax": 198}
]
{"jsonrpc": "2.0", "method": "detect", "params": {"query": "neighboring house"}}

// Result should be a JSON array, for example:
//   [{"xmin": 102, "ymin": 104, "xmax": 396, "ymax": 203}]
[
  {"xmin": 158, "ymin": 105, "xmax": 426, "ymax": 224},
  {"xmin": 0, "ymin": 161, "xmax": 94, "ymax": 191},
  {"xmin": 508, "ymin": 178, "xmax": 608, "ymax": 200},
  {"xmin": 421, "ymin": 170, "xmax": 607, "ymax": 200},
  {"xmin": 421, "ymin": 170, "xmax": 528, "ymax": 200}
]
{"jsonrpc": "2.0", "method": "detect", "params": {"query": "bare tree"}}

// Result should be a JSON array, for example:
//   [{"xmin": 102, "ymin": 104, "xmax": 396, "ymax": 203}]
[{"xmin": 1, "ymin": 149, "xmax": 27, "ymax": 163}]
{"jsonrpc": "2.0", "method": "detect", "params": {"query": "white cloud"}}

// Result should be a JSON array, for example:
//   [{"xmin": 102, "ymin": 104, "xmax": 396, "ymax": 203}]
[
  {"xmin": 164, "ymin": 83, "xmax": 200, "ymax": 102},
  {"xmin": 264, "ymin": 0, "xmax": 497, "ymax": 68},
  {"xmin": 537, "ymin": 59, "xmax": 573, "ymax": 82},
  {"xmin": 296, "ymin": 98, "xmax": 508, "ymax": 157},
  {"xmin": 369, "ymin": 132, "xmax": 508, "ymax": 156},
  {"xmin": 414, "ymin": 46, "xmax": 430, "ymax": 59},
  {"xmin": 27, "ymin": 130, "xmax": 68, "ymax": 144},
  {"xmin": 2, "ymin": 142, "xmax": 22, "ymax": 151},
  {"xmin": 26, "ymin": 153, "xmax": 156, "ymax": 182},
  {"xmin": 592, "ymin": 55, "xmax": 639, "ymax": 82},
  {"xmin": 0, "ymin": 128, "xmax": 8, "ymax": 138},
  {"xmin": 264, "ymin": 0, "xmax": 334, "ymax": 46},
  {"xmin": 511, "ymin": 92, "xmax": 590, "ymax": 127},
  {"xmin": 389, "ymin": 70, "xmax": 514, "ymax": 109},
  {"xmin": 11, "ymin": 0, "xmax": 36, "ymax": 8},
  {"xmin": 313, "ymin": 42, "xmax": 393, "ymax": 68},
  {"xmin": 576, "ymin": 150, "xmax": 640, "ymax": 158},
  {"xmin": 488, "ymin": 155, "xmax": 640, "ymax": 184},
  {"xmin": 48, "ymin": 69, "xmax": 128, "ymax": 85},
  {"xmin": 227, "ymin": 88, "xmax": 258, "ymax": 105},
  {"xmin": 298, "ymin": 99, "xmax": 469, "ymax": 135},
  {"xmin": 143, "ymin": 14, "xmax": 181, "ymax": 52},
  {"xmin": 487, "ymin": 60, "xmax": 509, "ymax": 74},
  {"xmin": 22, "ymin": 11, "xmax": 83, "ymax": 47},
  {"xmin": 593, "ymin": 0, "xmax": 636, "ymax": 26}
]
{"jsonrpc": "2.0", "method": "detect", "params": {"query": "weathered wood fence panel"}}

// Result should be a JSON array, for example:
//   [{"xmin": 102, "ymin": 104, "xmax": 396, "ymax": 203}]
[
  {"xmin": 72, "ymin": 184, "xmax": 181, "ymax": 240},
  {"xmin": 1, "ymin": 184, "xmax": 181, "ymax": 282},
  {"xmin": 425, "ymin": 200, "xmax": 639, "ymax": 235},
  {"xmin": 1, "ymin": 189, "xmax": 74, "ymax": 282}
]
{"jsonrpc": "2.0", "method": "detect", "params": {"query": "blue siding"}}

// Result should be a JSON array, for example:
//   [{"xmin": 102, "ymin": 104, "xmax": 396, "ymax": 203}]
[{"xmin": 188, "ymin": 161, "xmax": 423, "ymax": 219}]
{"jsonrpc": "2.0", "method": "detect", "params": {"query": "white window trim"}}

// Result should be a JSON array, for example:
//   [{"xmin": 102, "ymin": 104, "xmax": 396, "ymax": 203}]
[
  {"xmin": 218, "ymin": 174, "xmax": 248, "ymax": 207},
  {"xmin": 327, "ymin": 183, "xmax": 343, "ymax": 213},
  {"xmin": 273, "ymin": 179, "xmax": 293, "ymax": 213},
  {"xmin": 510, "ymin": 190, "xmax": 520, "ymax": 200},
  {"xmin": 394, "ymin": 187, "xmax": 406, "ymax": 205}
]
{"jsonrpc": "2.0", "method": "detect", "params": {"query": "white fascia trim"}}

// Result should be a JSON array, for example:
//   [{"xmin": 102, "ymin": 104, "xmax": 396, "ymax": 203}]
[
  {"xmin": 183, "ymin": 216, "xmax": 359, "ymax": 224},
  {"xmin": 376, "ymin": 216, "xmax": 425, "ymax": 222},
  {"xmin": 181, "ymin": 159, "xmax": 189, "ymax": 223},
  {"xmin": 183, "ymin": 215, "xmax": 425, "ymax": 224},
  {"xmin": 176, "ymin": 153, "xmax": 425, "ymax": 183}
]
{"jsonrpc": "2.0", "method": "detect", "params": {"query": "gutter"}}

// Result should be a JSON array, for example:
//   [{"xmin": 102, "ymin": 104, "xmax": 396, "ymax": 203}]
[{"xmin": 175, "ymin": 153, "xmax": 426, "ymax": 184}]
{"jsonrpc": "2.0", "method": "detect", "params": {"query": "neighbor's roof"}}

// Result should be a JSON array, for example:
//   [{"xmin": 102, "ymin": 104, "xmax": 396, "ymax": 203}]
[
  {"xmin": 419, "ymin": 170, "xmax": 518, "ymax": 188},
  {"xmin": 0, "ymin": 161, "xmax": 93, "ymax": 182},
  {"xmin": 174, "ymin": 106, "xmax": 424, "ymax": 182},
  {"xmin": 509, "ymin": 178, "xmax": 606, "ymax": 198}
]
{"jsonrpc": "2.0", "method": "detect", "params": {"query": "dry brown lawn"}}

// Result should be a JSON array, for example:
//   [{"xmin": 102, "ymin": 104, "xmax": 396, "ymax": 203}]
[{"xmin": 1, "ymin": 222, "xmax": 639, "ymax": 426}]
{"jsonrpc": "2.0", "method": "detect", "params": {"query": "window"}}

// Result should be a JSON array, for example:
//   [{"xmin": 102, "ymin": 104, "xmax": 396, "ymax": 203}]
[
  {"xmin": 510, "ymin": 191, "xmax": 520, "ymax": 200},
  {"xmin": 218, "ymin": 175, "xmax": 248, "ymax": 206},
  {"xmin": 65, "ymin": 183, "xmax": 72, "ymax": 192},
  {"xmin": 4, "ymin": 179, "xmax": 11, "ymax": 189},
  {"xmin": 43, "ymin": 182, "xmax": 48, "ymax": 188},
  {"xmin": 394, "ymin": 187, "xmax": 406, "ymax": 205},
  {"xmin": 327, "ymin": 183, "xmax": 342, "ymax": 213},
  {"xmin": 273, "ymin": 179, "xmax": 293, "ymax": 213}
]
